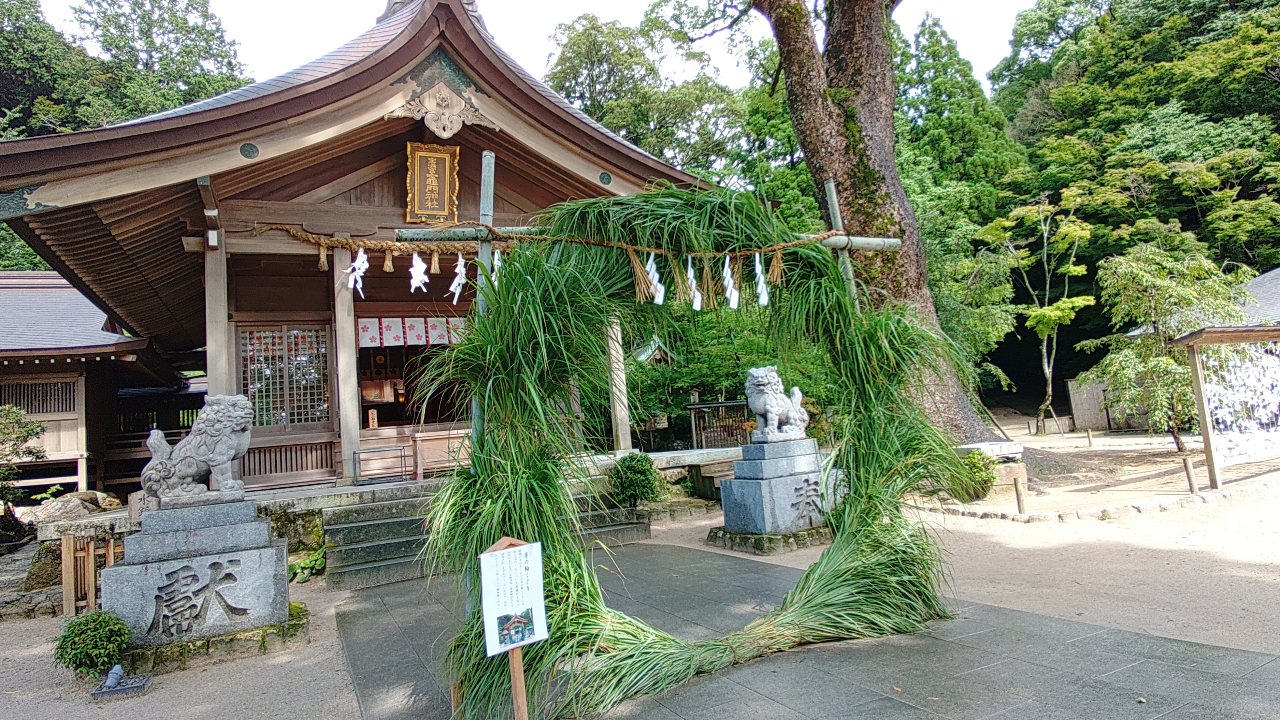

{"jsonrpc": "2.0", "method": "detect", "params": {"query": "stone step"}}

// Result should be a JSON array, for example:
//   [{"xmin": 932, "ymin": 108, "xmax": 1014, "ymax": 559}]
[
  {"xmin": 577, "ymin": 521, "xmax": 651, "ymax": 547},
  {"xmin": 322, "ymin": 497, "xmax": 430, "ymax": 526},
  {"xmin": 325, "ymin": 555, "xmax": 425, "ymax": 592},
  {"xmin": 327, "ymin": 536, "xmax": 427, "ymax": 569},
  {"xmin": 577, "ymin": 507, "xmax": 639, "ymax": 529},
  {"xmin": 324, "ymin": 517, "xmax": 426, "ymax": 547}
]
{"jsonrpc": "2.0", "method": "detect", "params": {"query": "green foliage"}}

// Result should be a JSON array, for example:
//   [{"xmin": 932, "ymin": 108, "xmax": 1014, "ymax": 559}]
[
  {"xmin": 287, "ymin": 546, "xmax": 328, "ymax": 584},
  {"xmin": 53, "ymin": 610, "xmax": 131, "ymax": 678},
  {"xmin": 0, "ymin": 405, "xmax": 46, "ymax": 539},
  {"xmin": 0, "ymin": 224, "xmax": 49, "ymax": 270},
  {"xmin": 955, "ymin": 451, "xmax": 997, "ymax": 503},
  {"xmin": 0, "ymin": 0, "xmax": 249, "ymax": 137},
  {"xmin": 29, "ymin": 484, "xmax": 63, "ymax": 502},
  {"xmin": 609, "ymin": 452, "xmax": 662, "ymax": 508},
  {"xmin": 1078, "ymin": 243, "xmax": 1253, "ymax": 442},
  {"xmin": 546, "ymin": 14, "xmax": 741, "ymax": 179}
]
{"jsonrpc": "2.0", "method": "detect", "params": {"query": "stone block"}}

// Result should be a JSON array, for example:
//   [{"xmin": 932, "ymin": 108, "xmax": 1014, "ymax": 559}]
[
  {"xmin": 121, "ymin": 519, "xmax": 272, "ymax": 565},
  {"xmin": 955, "ymin": 442, "xmax": 1024, "ymax": 461},
  {"xmin": 159, "ymin": 490, "xmax": 245, "ymax": 509},
  {"xmin": 721, "ymin": 472, "xmax": 827, "ymax": 535},
  {"xmin": 733, "ymin": 452, "xmax": 820, "ymax": 480},
  {"xmin": 740, "ymin": 438, "xmax": 819, "ymax": 461},
  {"xmin": 138, "ymin": 501, "xmax": 257, "ymax": 535},
  {"xmin": 101, "ymin": 542, "xmax": 288, "ymax": 646}
]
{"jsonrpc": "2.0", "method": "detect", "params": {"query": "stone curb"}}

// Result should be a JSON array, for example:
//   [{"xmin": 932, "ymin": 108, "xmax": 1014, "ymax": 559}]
[
  {"xmin": 636, "ymin": 500, "xmax": 721, "ymax": 523},
  {"xmin": 0, "ymin": 585, "xmax": 62, "ymax": 621},
  {"xmin": 705, "ymin": 524, "xmax": 833, "ymax": 555},
  {"xmin": 919, "ymin": 488, "xmax": 1240, "ymax": 524}
]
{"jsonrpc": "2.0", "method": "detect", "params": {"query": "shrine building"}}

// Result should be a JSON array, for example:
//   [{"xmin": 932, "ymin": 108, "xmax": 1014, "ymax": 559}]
[{"xmin": 0, "ymin": 0, "xmax": 695, "ymax": 493}]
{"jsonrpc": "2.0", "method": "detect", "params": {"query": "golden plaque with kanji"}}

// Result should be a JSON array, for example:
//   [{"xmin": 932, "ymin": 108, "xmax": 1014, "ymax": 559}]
[{"xmin": 406, "ymin": 142, "xmax": 460, "ymax": 224}]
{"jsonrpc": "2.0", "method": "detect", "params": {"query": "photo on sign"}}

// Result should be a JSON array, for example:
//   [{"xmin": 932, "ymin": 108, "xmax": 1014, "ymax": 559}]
[{"xmin": 496, "ymin": 608, "xmax": 536, "ymax": 649}]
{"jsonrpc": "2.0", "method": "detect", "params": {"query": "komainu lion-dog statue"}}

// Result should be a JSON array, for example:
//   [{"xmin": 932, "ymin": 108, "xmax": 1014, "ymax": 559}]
[
  {"xmin": 745, "ymin": 366, "xmax": 809, "ymax": 443},
  {"xmin": 141, "ymin": 395, "xmax": 255, "ymax": 508}
]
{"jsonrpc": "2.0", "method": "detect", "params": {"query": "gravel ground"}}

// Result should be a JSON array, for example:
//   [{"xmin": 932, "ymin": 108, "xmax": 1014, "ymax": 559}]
[
  {"xmin": 0, "ymin": 580, "xmax": 359, "ymax": 720},
  {"xmin": 646, "ymin": 472, "xmax": 1280, "ymax": 656}
]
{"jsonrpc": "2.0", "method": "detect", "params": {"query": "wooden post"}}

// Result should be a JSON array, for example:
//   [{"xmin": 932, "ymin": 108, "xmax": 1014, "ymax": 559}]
[
  {"xmin": 1086, "ymin": 428, "xmax": 1093, "ymax": 448},
  {"xmin": 333, "ymin": 244, "xmax": 361, "ymax": 485},
  {"xmin": 509, "ymin": 645, "xmax": 529, "ymax": 720},
  {"xmin": 1183, "ymin": 456, "xmax": 1199, "ymax": 495},
  {"xmin": 1186, "ymin": 344, "xmax": 1221, "ymax": 489},
  {"xmin": 605, "ymin": 318, "xmax": 632, "ymax": 454},
  {"xmin": 60, "ymin": 536, "xmax": 75, "ymax": 616},
  {"xmin": 1013, "ymin": 474, "xmax": 1027, "ymax": 516},
  {"xmin": 204, "ymin": 238, "xmax": 232, "ymax": 395}
]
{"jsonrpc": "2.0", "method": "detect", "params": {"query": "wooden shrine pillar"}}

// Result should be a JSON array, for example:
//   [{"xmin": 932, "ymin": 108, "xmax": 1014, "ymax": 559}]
[
  {"xmin": 333, "ymin": 245, "xmax": 361, "ymax": 485},
  {"xmin": 1186, "ymin": 344, "xmax": 1221, "ymax": 489},
  {"xmin": 605, "ymin": 318, "xmax": 632, "ymax": 454},
  {"xmin": 204, "ymin": 237, "xmax": 233, "ymax": 395}
]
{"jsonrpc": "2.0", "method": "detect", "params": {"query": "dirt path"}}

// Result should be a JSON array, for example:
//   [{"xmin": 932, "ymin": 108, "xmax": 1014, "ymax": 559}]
[{"xmin": 0, "ymin": 580, "xmax": 358, "ymax": 720}]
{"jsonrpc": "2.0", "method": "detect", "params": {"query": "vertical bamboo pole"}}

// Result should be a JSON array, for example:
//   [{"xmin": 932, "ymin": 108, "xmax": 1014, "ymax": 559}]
[
  {"xmin": 471, "ymin": 150, "xmax": 495, "ymax": 440},
  {"xmin": 823, "ymin": 180, "xmax": 856, "ymax": 298},
  {"xmin": 84, "ymin": 537, "xmax": 96, "ymax": 611},
  {"xmin": 606, "ymin": 319, "xmax": 632, "ymax": 453},
  {"xmin": 1186, "ymin": 344, "xmax": 1221, "ymax": 489}
]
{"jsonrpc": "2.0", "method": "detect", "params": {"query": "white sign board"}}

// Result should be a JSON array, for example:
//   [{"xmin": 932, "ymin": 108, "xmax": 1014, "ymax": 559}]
[{"xmin": 479, "ymin": 542, "xmax": 548, "ymax": 657}]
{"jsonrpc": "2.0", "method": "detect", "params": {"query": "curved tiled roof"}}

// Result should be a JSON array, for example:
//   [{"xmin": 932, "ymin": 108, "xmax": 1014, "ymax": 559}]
[
  {"xmin": 0, "ymin": 272, "xmax": 141, "ymax": 352},
  {"xmin": 1242, "ymin": 267, "xmax": 1280, "ymax": 325}
]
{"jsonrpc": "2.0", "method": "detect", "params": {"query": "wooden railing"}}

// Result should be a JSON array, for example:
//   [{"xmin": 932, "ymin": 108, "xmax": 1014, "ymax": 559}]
[
  {"xmin": 240, "ymin": 433, "xmax": 337, "ymax": 487},
  {"xmin": 688, "ymin": 400, "xmax": 753, "ymax": 449}
]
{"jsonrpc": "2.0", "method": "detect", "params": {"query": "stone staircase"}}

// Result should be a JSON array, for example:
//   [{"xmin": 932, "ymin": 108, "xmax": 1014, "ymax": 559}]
[{"xmin": 324, "ymin": 487, "xmax": 651, "ymax": 591}]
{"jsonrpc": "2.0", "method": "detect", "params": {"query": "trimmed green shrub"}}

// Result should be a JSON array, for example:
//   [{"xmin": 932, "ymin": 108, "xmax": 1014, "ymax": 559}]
[
  {"xmin": 954, "ymin": 451, "xmax": 997, "ymax": 503},
  {"xmin": 609, "ymin": 452, "xmax": 662, "ymax": 508},
  {"xmin": 53, "ymin": 610, "xmax": 131, "ymax": 678}
]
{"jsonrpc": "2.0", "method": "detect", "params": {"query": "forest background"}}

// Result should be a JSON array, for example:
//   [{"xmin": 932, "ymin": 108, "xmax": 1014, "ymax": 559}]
[{"xmin": 3, "ymin": 0, "xmax": 1279, "ymax": 443}]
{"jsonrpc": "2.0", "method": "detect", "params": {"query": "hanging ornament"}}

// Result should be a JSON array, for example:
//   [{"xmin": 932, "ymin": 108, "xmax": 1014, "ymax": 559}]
[
  {"xmin": 492, "ymin": 248, "xmax": 503, "ymax": 289},
  {"xmin": 409, "ymin": 252, "xmax": 429, "ymax": 293},
  {"xmin": 687, "ymin": 256, "xmax": 703, "ymax": 311},
  {"xmin": 644, "ymin": 252, "xmax": 666, "ymax": 305},
  {"xmin": 754, "ymin": 252, "xmax": 770, "ymax": 307},
  {"xmin": 448, "ymin": 252, "xmax": 467, "ymax": 305},
  {"xmin": 345, "ymin": 248, "xmax": 369, "ymax": 299},
  {"xmin": 382, "ymin": 250, "xmax": 395, "ymax": 273},
  {"xmin": 722, "ymin": 255, "xmax": 740, "ymax": 310}
]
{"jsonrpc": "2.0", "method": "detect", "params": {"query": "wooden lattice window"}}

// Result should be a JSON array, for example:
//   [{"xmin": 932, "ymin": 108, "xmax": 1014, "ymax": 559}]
[
  {"xmin": 238, "ymin": 325, "xmax": 331, "ymax": 430},
  {"xmin": 0, "ymin": 381, "xmax": 77, "ymax": 415}
]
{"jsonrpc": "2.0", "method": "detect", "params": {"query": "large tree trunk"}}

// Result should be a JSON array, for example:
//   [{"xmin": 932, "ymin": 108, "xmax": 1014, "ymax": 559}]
[{"xmin": 754, "ymin": 0, "xmax": 992, "ymax": 441}]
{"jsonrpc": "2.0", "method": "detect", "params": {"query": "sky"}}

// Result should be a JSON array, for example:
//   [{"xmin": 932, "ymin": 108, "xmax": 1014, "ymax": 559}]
[{"xmin": 38, "ymin": 0, "xmax": 1035, "ymax": 93}]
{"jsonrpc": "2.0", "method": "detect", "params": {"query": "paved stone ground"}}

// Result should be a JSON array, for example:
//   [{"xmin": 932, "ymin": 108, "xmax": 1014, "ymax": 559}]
[{"xmin": 335, "ymin": 543, "xmax": 1280, "ymax": 719}]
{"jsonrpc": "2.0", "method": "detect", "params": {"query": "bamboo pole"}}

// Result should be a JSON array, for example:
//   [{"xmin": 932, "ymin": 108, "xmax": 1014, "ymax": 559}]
[
  {"xmin": 395, "ymin": 226, "xmax": 902, "ymax": 252},
  {"xmin": 470, "ymin": 151, "xmax": 496, "ymax": 441}
]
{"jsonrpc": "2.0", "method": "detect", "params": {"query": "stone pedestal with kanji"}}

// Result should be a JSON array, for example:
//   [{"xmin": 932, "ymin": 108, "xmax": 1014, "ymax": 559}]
[
  {"xmin": 101, "ymin": 500, "xmax": 288, "ymax": 646},
  {"xmin": 720, "ymin": 438, "xmax": 833, "ymax": 535}
]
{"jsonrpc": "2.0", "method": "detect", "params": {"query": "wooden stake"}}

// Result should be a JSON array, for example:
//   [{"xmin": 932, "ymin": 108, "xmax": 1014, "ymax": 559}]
[
  {"xmin": 1013, "ymin": 475, "xmax": 1027, "ymax": 516},
  {"xmin": 1183, "ymin": 457, "xmax": 1199, "ymax": 495},
  {"xmin": 509, "ymin": 645, "xmax": 529, "ymax": 720},
  {"xmin": 1086, "ymin": 428, "xmax": 1093, "ymax": 447}
]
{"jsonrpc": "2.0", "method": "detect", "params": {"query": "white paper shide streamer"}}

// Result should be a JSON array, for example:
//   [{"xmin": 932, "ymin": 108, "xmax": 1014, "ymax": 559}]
[
  {"xmin": 644, "ymin": 252, "xmax": 666, "ymax": 305},
  {"xmin": 346, "ymin": 248, "xmax": 370, "ymax": 299},
  {"xmin": 687, "ymin": 256, "xmax": 703, "ymax": 311},
  {"xmin": 721, "ymin": 255, "xmax": 740, "ymax": 310},
  {"xmin": 754, "ymin": 252, "xmax": 770, "ymax": 306},
  {"xmin": 409, "ymin": 252, "xmax": 429, "ymax": 293},
  {"xmin": 492, "ymin": 248, "xmax": 503, "ymax": 289},
  {"xmin": 448, "ymin": 252, "xmax": 467, "ymax": 305}
]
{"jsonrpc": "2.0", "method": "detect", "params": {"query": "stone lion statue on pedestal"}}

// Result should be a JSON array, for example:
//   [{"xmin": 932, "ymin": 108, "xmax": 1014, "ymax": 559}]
[
  {"xmin": 745, "ymin": 366, "xmax": 809, "ymax": 443},
  {"xmin": 141, "ymin": 395, "xmax": 255, "ymax": 507}
]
